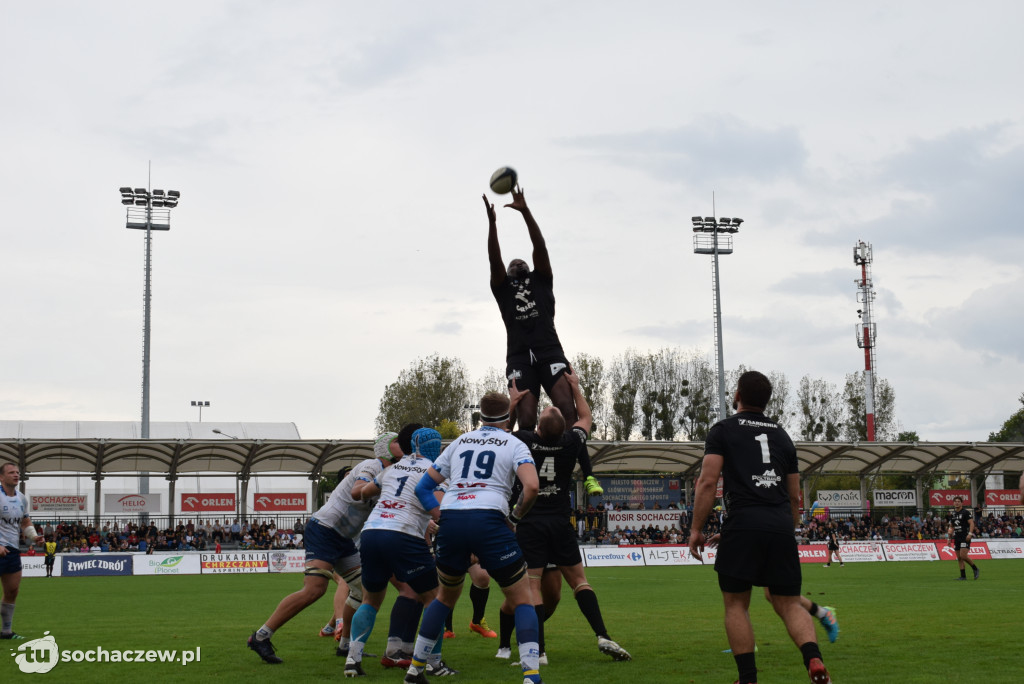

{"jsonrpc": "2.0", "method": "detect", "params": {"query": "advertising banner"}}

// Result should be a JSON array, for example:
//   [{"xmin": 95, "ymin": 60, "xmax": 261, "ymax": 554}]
[
  {"xmin": 642, "ymin": 545, "xmax": 715, "ymax": 566},
  {"xmin": 927, "ymin": 489, "xmax": 971, "ymax": 507},
  {"xmin": 253, "ymin": 493, "xmax": 307, "ymax": 512},
  {"xmin": 837, "ymin": 542, "xmax": 887, "ymax": 562},
  {"xmin": 872, "ymin": 490, "xmax": 918, "ymax": 507},
  {"xmin": 882, "ymin": 542, "xmax": 940, "ymax": 561},
  {"xmin": 199, "ymin": 551, "xmax": 269, "ymax": 573},
  {"xmin": 935, "ymin": 540, "xmax": 991, "ymax": 561},
  {"xmin": 21, "ymin": 554, "xmax": 62, "ymax": 578},
  {"xmin": 180, "ymin": 493, "xmax": 236, "ymax": 513},
  {"xmin": 29, "ymin": 495, "xmax": 88, "ymax": 513},
  {"xmin": 816, "ymin": 490, "xmax": 863, "ymax": 507},
  {"xmin": 61, "ymin": 554, "xmax": 133, "ymax": 576},
  {"xmin": 985, "ymin": 540, "xmax": 1024, "ymax": 559},
  {"xmin": 581, "ymin": 547, "xmax": 646, "ymax": 567},
  {"xmin": 982, "ymin": 490, "xmax": 1020, "ymax": 506},
  {"xmin": 103, "ymin": 493, "xmax": 162, "ymax": 514},
  {"xmin": 134, "ymin": 553, "xmax": 203, "ymax": 576},
  {"xmin": 593, "ymin": 477, "xmax": 678, "ymax": 509},
  {"xmin": 606, "ymin": 510, "xmax": 684, "ymax": 531},
  {"xmin": 798, "ymin": 545, "xmax": 830, "ymax": 563},
  {"xmin": 267, "ymin": 550, "xmax": 306, "ymax": 573}
]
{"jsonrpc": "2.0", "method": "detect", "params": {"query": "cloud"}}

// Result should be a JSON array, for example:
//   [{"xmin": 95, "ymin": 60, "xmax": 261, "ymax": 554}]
[{"xmin": 924, "ymin": 276, "xmax": 1024, "ymax": 363}]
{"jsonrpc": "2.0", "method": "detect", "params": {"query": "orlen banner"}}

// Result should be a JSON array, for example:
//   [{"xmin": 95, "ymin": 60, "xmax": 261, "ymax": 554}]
[
  {"xmin": 200, "ymin": 552, "xmax": 269, "ymax": 574},
  {"xmin": 872, "ymin": 490, "xmax": 917, "ymax": 507},
  {"xmin": 798, "ymin": 545, "xmax": 830, "ymax": 563},
  {"xmin": 928, "ymin": 489, "xmax": 971, "ymax": 507},
  {"xmin": 29, "ymin": 495, "xmax": 88, "ymax": 513},
  {"xmin": 643, "ymin": 545, "xmax": 715, "ymax": 566},
  {"xmin": 983, "ymin": 489, "xmax": 1020, "ymax": 506},
  {"xmin": 606, "ymin": 510, "xmax": 684, "ymax": 531},
  {"xmin": 883, "ymin": 542, "xmax": 940, "ymax": 561},
  {"xmin": 816, "ymin": 490, "xmax": 863, "ymax": 507},
  {"xmin": 253, "ymin": 493, "xmax": 307, "ymax": 512},
  {"xmin": 582, "ymin": 547, "xmax": 646, "ymax": 567},
  {"xmin": 180, "ymin": 493, "xmax": 236, "ymax": 513},
  {"xmin": 935, "ymin": 541, "xmax": 991, "ymax": 561},
  {"xmin": 103, "ymin": 493, "xmax": 162, "ymax": 514}
]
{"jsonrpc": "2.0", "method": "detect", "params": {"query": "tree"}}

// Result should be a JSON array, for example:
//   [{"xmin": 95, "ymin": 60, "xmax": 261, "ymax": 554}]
[
  {"xmin": 679, "ymin": 355, "xmax": 717, "ymax": 441},
  {"xmin": 988, "ymin": 393, "xmax": 1024, "ymax": 442},
  {"xmin": 797, "ymin": 375, "xmax": 842, "ymax": 441},
  {"xmin": 607, "ymin": 349, "xmax": 644, "ymax": 440},
  {"xmin": 841, "ymin": 372, "xmax": 897, "ymax": 441},
  {"xmin": 572, "ymin": 353, "xmax": 606, "ymax": 437},
  {"xmin": 375, "ymin": 354, "xmax": 470, "ymax": 434},
  {"xmin": 469, "ymin": 367, "xmax": 508, "ymax": 430},
  {"xmin": 729, "ymin": 365, "xmax": 795, "ymax": 432}
]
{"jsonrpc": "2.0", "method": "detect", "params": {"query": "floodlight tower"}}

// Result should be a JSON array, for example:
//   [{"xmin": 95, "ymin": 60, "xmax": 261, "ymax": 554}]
[
  {"xmin": 119, "ymin": 177, "xmax": 181, "ymax": 439},
  {"xmin": 692, "ymin": 210, "xmax": 743, "ymax": 420},
  {"xmin": 853, "ymin": 240, "xmax": 877, "ymax": 441}
]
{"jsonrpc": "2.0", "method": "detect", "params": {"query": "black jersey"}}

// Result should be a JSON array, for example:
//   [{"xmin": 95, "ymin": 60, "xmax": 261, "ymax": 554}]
[
  {"xmin": 826, "ymin": 529, "xmax": 840, "ymax": 548},
  {"xmin": 512, "ymin": 426, "xmax": 587, "ymax": 517},
  {"xmin": 949, "ymin": 508, "xmax": 972, "ymax": 539},
  {"xmin": 491, "ymin": 271, "xmax": 561, "ymax": 356},
  {"xmin": 704, "ymin": 411, "xmax": 798, "ymax": 533}
]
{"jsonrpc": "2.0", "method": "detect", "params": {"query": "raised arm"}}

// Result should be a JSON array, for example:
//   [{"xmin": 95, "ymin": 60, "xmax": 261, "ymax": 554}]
[
  {"xmin": 505, "ymin": 187, "xmax": 551, "ymax": 278},
  {"xmin": 565, "ymin": 369, "xmax": 592, "ymax": 436},
  {"xmin": 485, "ymin": 194, "xmax": 505, "ymax": 289}
]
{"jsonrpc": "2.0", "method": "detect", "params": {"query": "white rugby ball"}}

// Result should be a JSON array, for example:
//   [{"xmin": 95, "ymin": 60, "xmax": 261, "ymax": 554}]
[{"xmin": 489, "ymin": 166, "xmax": 518, "ymax": 194}]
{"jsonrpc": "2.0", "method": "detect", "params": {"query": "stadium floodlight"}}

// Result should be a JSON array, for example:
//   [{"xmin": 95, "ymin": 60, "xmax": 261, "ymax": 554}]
[
  {"xmin": 692, "ymin": 199, "xmax": 745, "ymax": 419},
  {"xmin": 191, "ymin": 400, "xmax": 210, "ymax": 422}
]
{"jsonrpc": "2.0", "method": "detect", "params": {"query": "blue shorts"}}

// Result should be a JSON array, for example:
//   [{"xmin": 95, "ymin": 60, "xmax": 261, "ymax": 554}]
[
  {"xmin": 304, "ymin": 518, "xmax": 359, "ymax": 571},
  {"xmin": 360, "ymin": 529, "xmax": 437, "ymax": 595},
  {"xmin": 434, "ymin": 509, "xmax": 523, "ymax": 575},
  {"xmin": 0, "ymin": 547, "xmax": 22, "ymax": 575}
]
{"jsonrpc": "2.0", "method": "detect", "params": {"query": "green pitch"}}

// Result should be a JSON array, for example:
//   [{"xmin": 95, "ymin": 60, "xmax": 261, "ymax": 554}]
[{"xmin": 7, "ymin": 561, "xmax": 1022, "ymax": 682}]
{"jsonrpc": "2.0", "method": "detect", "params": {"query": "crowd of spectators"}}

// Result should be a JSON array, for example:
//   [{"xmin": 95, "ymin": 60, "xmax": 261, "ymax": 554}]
[{"xmin": 26, "ymin": 518, "xmax": 308, "ymax": 554}]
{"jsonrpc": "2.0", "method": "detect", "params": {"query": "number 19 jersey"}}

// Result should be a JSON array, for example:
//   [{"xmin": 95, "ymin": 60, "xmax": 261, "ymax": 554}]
[{"xmin": 434, "ymin": 426, "xmax": 533, "ymax": 514}]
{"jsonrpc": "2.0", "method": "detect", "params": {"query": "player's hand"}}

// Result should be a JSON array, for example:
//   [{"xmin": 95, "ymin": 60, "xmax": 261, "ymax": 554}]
[
  {"xmin": 705, "ymin": 533, "xmax": 721, "ymax": 548},
  {"xmin": 689, "ymin": 530, "xmax": 706, "ymax": 562},
  {"xmin": 482, "ymin": 194, "xmax": 496, "ymax": 226},
  {"xmin": 508, "ymin": 378, "xmax": 529, "ymax": 408},
  {"xmin": 563, "ymin": 367, "xmax": 580, "ymax": 390},
  {"xmin": 0, "ymin": 546, "xmax": 7, "ymax": 557},
  {"xmin": 504, "ymin": 186, "xmax": 527, "ymax": 213}
]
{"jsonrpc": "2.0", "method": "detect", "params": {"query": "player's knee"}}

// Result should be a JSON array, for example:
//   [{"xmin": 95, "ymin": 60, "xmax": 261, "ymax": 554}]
[
  {"xmin": 571, "ymin": 582, "xmax": 592, "ymax": 596},
  {"xmin": 341, "ymin": 568, "xmax": 363, "ymax": 607},
  {"xmin": 437, "ymin": 568, "xmax": 465, "ymax": 590},
  {"xmin": 490, "ymin": 560, "xmax": 528, "ymax": 589}
]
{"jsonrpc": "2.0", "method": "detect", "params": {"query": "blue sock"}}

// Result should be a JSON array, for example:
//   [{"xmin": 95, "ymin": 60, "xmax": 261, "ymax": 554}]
[
  {"xmin": 412, "ymin": 599, "xmax": 449, "ymax": 667},
  {"xmin": 349, "ymin": 604, "xmax": 377, "ymax": 661},
  {"xmin": 514, "ymin": 603, "xmax": 540, "ymax": 680}
]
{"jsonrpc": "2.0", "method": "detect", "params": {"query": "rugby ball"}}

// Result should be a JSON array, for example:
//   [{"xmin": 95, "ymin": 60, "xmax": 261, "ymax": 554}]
[{"xmin": 489, "ymin": 166, "xmax": 517, "ymax": 194}]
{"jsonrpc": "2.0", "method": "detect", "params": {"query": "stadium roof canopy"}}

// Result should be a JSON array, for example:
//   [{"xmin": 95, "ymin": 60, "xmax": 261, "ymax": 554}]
[{"xmin": 1, "ymin": 421, "xmax": 1022, "ymax": 481}]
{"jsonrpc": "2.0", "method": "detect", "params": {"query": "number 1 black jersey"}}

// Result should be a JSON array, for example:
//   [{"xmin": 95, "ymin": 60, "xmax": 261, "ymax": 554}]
[
  {"xmin": 512, "ymin": 426, "xmax": 587, "ymax": 517},
  {"xmin": 704, "ymin": 411, "xmax": 798, "ymax": 533}
]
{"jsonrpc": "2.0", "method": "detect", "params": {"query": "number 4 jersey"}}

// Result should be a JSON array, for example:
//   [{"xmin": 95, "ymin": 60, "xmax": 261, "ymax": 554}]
[{"xmin": 433, "ymin": 426, "xmax": 534, "ymax": 514}]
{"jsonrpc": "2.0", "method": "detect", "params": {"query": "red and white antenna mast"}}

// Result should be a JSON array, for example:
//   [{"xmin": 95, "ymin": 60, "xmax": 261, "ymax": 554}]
[{"xmin": 853, "ymin": 241, "xmax": 877, "ymax": 441}]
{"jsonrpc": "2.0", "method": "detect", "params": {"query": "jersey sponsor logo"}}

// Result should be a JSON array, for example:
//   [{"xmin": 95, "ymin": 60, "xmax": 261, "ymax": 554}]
[
  {"xmin": 456, "ymin": 494, "xmax": 477, "ymax": 501},
  {"xmin": 507, "ymin": 370, "xmax": 523, "ymax": 380},
  {"xmin": 549, "ymin": 362, "xmax": 566, "ymax": 375},
  {"xmin": 737, "ymin": 418, "xmax": 777, "ymax": 429},
  {"xmin": 458, "ymin": 435, "xmax": 509, "ymax": 447},
  {"xmin": 379, "ymin": 500, "xmax": 406, "ymax": 509},
  {"xmin": 752, "ymin": 469, "xmax": 780, "ymax": 488}
]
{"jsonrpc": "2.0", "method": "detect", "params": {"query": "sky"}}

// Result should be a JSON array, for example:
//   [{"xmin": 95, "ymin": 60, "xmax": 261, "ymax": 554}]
[{"xmin": 2, "ymin": 1, "xmax": 1023, "ymax": 444}]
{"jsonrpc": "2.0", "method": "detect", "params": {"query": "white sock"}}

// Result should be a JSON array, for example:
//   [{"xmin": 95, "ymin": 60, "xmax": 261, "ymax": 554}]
[{"xmin": 255, "ymin": 624, "xmax": 274, "ymax": 640}]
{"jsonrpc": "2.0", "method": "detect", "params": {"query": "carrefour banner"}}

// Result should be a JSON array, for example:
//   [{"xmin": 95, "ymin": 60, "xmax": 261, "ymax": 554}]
[
  {"xmin": 103, "ymin": 493, "xmax": 162, "ymax": 514},
  {"xmin": 872, "ymin": 490, "xmax": 917, "ymax": 507},
  {"xmin": 581, "ymin": 547, "xmax": 646, "ymax": 567},
  {"xmin": 61, "ymin": 554, "xmax": 133, "ymax": 576}
]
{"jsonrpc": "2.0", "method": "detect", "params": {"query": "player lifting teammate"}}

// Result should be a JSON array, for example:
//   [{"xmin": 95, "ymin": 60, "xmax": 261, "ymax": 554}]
[
  {"xmin": 497, "ymin": 370, "xmax": 631, "ymax": 663},
  {"xmin": 947, "ymin": 496, "xmax": 980, "ymax": 580}
]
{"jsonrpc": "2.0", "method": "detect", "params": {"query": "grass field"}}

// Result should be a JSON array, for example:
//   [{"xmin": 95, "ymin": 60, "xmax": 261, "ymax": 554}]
[{"xmin": 6, "ymin": 560, "xmax": 1022, "ymax": 682}]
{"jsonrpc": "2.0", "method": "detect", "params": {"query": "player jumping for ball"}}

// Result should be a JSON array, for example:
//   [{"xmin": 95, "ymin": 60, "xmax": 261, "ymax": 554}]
[{"xmin": 483, "ymin": 189, "xmax": 602, "ymax": 498}]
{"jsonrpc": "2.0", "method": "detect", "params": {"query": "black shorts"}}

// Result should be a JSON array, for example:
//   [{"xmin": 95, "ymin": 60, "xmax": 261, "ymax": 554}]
[
  {"xmin": 516, "ymin": 515, "xmax": 582, "ymax": 569},
  {"xmin": 715, "ymin": 529, "xmax": 802, "ymax": 596},
  {"xmin": 506, "ymin": 346, "xmax": 569, "ymax": 397},
  {"xmin": 45, "ymin": 556, "xmax": 55, "ymax": 567},
  {"xmin": 827, "ymin": 543, "xmax": 840, "ymax": 552},
  {"xmin": 954, "ymin": 538, "xmax": 971, "ymax": 551}
]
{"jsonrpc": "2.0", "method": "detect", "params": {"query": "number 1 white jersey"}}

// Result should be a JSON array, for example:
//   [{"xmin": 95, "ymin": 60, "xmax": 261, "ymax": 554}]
[
  {"xmin": 434, "ymin": 426, "xmax": 533, "ymax": 514},
  {"xmin": 362, "ymin": 455, "xmax": 442, "ymax": 538}
]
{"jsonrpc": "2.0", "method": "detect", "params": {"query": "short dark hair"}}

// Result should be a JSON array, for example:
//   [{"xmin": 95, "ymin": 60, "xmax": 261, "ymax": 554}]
[
  {"xmin": 538, "ymin": 408, "xmax": 565, "ymax": 439},
  {"xmin": 397, "ymin": 423, "xmax": 424, "ymax": 456},
  {"xmin": 0, "ymin": 463, "xmax": 17, "ymax": 475},
  {"xmin": 736, "ymin": 370, "xmax": 772, "ymax": 410},
  {"xmin": 480, "ymin": 392, "xmax": 510, "ymax": 422},
  {"xmin": 336, "ymin": 466, "xmax": 353, "ymax": 483},
  {"xmin": 953, "ymin": 495, "xmax": 963, "ymax": 503}
]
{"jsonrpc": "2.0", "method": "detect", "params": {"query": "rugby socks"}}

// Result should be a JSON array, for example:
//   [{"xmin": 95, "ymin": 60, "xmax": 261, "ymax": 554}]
[
  {"xmin": 534, "ymin": 604, "xmax": 546, "ymax": 653},
  {"xmin": 809, "ymin": 602, "xmax": 827, "ymax": 619},
  {"xmin": 469, "ymin": 584, "xmax": 490, "ymax": 624},
  {"xmin": 799, "ymin": 641, "xmax": 823, "ymax": 669},
  {"xmin": 734, "ymin": 651, "xmax": 757, "ymax": 683},
  {"xmin": 348, "ymin": 604, "xmax": 378, "ymax": 662},
  {"xmin": 388, "ymin": 596, "xmax": 422, "ymax": 655},
  {"xmin": 513, "ymin": 603, "xmax": 541, "ymax": 680},
  {"xmin": 410, "ymin": 599, "xmax": 449, "ymax": 673},
  {"xmin": 960, "ymin": 568, "xmax": 967, "ymax": 578},
  {"xmin": 574, "ymin": 587, "xmax": 609, "ymax": 638},
  {"xmin": 445, "ymin": 611, "xmax": 454, "ymax": 632},
  {"xmin": 255, "ymin": 624, "xmax": 274, "ymax": 641},
  {"xmin": 498, "ymin": 607, "xmax": 515, "ymax": 649},
  {"xmin": 0, "ymin": 603, "xmax": 13, "ymax": 633}
]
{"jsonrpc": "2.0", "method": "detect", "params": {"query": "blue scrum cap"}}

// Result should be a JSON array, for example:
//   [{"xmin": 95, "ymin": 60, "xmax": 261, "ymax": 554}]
[{"xmin": 411, "ymin": 428, "xmax": 442, "ymax": 462}]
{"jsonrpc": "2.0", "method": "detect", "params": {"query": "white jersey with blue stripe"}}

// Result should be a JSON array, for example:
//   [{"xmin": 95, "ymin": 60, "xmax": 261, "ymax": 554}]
[
  {"xmin": 0, "ymin": 488, "xmax": 28, "ymax": 548},
  {"xmin": 311, "ymin": 458, "xmax": 385, "ymax": 540},
  {"xmin": 434, "ymin": 426, "xmax": 533, "ymax": 514},
  {"xmin": 363, "ymin": 455, "xmax": 441, "ymax": 538}
]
